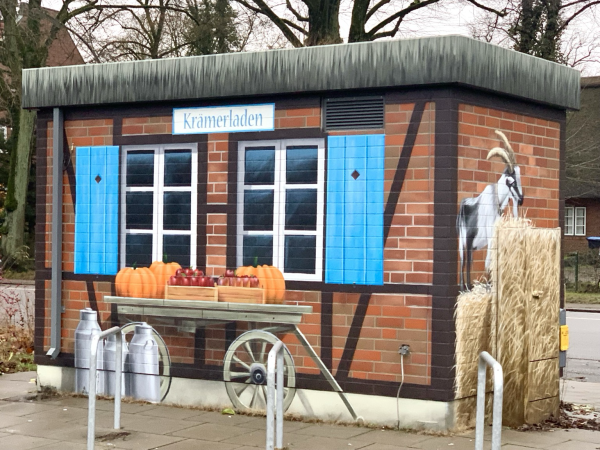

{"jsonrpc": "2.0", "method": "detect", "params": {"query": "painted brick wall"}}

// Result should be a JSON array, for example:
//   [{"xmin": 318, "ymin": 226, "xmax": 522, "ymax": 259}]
[
  {"xmin": 39, "ymin": 100, "xmax": 438, "ymax": 394},
  {"xmin": 122, "ymin": 116, "xmax": 172, "ymax": 135},
  {"xmin": 384, "ymin": 103, "xmax": 435, "ymax": 285},
  {"xmin": 207, "ymin": 133, "xmax": 229, "ymax": 204},
  {"xmin": 458, "ymin": 105, "xmax": 561, "ymax": 282},
  {"xmin": 332, "ymin": 293, "xmax": 431, "ymax": 384},
  {"xmin": 205, "ymin": 213, "xmax": 228, "ymax": 277}
]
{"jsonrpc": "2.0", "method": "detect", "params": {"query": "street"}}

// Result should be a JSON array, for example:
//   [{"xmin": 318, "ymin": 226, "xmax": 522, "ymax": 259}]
[{"xmin": 565, "ymin": 311, "xmax": 600, "ymax": 383}]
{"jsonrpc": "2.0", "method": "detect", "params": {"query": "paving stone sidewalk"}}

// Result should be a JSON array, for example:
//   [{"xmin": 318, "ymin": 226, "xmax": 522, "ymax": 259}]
[{"xmin": 0, "ymin": 371, "xmax": 599, "ymax": 450}]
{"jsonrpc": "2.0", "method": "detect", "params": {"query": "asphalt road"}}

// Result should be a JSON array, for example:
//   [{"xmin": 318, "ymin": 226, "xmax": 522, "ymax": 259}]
[{"xmin": 564, "ymin": 311, "xmax": 600, "ymax": 383}]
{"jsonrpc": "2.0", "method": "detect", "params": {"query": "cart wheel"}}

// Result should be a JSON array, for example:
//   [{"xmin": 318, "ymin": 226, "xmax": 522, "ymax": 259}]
[
  {"xmin": 120, "ymin": 322, "xmax": 172, "ymax": 402},
  {"xmin": 223, "ymin": 330, "xmax": 296, "ymax": 412}
]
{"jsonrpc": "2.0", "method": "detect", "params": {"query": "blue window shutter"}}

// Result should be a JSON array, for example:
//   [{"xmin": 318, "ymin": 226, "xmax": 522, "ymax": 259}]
[
  {"xmin": 365, "ymin": 135, "xmax": 384, "ymax": 285},
  {"xmin": 325, "ymin": 136, "xmax": 345, "ymax": 284},
  {"xmin": 75, "ymin": 146, "xmax": 119, "ymax": 275},
  {"xmin": 325, "ymin": 135, "xmax": 384, "ymax": 285}
]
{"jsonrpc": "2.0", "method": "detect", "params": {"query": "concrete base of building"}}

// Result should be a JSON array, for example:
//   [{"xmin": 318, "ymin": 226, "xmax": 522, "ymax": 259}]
[{"xmin": 37, "ymin": 364, "xmax": 456, "ymax": 431}]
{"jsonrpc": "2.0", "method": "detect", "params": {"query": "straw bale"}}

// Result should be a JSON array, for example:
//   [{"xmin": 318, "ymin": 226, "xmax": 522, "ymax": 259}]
[
  {"xmin": 454, "ymin": 216, "xmax": 560, "ymax": 428},
  {"xmin": 488, "ymin": 216, "xmax": 561, "ymax": 426}
]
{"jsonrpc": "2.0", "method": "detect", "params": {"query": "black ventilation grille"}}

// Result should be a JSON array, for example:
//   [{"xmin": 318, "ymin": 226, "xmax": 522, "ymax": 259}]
[{"xmin": 324, "ymin": 96, "xmax": 384, "ymax": 130}]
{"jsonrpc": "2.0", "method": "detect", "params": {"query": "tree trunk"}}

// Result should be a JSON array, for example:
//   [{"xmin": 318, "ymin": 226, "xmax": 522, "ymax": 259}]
[
  {"xmin": 348, "ymin": 0, "xmax": 370, "ymax": 42},
  {"xmin": 305, "ymin": 0, "xmax": 342, "ymax": 45},
  {"xmin": 3, "ymin": 108, "xmax": 36, "ymax": 257}
]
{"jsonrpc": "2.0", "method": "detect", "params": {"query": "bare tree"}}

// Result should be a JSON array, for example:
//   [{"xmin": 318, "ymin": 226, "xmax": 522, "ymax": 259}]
[
  {"xmin": 467, "ymin": 0, "xmax": 600, "ymax": 69},
  {"xmin": 231, "ymin": 0, "xmax": 506, "ymax": 47}
]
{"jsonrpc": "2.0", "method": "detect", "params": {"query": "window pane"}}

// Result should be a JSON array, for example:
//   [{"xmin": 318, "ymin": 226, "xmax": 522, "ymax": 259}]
[
  {"xmin": 163, "ymin": 235, "xmax": 191, "ymax": 267},
  {"xmin": 286, "ymin": 146, "xmax": 318, "ymax": 184},
  {"xmin": 126, "ymin": 234, "xmax": 153, "ymax": 267},
  {"xmin": 284, "ymin": 235, "xmax": 316, "ymax": 274},
  {"xmin": 164, "ymin": 150, "xmax": 192, "ymax": 186},
  {"xmin": 243, "ymin": 235, "xmax": 273, "ymax": 266},
  {"xmin": 126, "ymin": 151, "xmax": 154, "ymax": 187},
  {"xmin": 245, "ymin": 148, "xmax": 275, "ymax": 185},
  {"xmin": 126, "ymin": 192, "xmax": 153, "ymax": 230},
  {"xmin": 244, "ymin": 190, "xmax": 274, "ymax": 231},
  {"xmin": 163, "ymin": 192, "xmax": 191, "ymax": 230},
  {"xmin": 285, "ymin": 189, "xmax": 317, "ymax": 231}
]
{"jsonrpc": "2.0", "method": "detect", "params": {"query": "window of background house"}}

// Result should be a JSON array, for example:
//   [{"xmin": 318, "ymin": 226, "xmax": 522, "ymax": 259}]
[
  {"xmin": 575, "ymin": 207, "xmax": 586, "ymax": 236},
  {"xmin": 565, "ymin": 207, "xmax": 574, "ymax": 235},
  {"xmin": 121, "ymin": 144, "xmax": 198, "ymax": 268},
  {"xmin": 565, "ymin": 206, "xmax": 586, "ymax": 236},
  {"xmin": 237, "ymin": 139, "xmax": 324, "ymax": 281}
]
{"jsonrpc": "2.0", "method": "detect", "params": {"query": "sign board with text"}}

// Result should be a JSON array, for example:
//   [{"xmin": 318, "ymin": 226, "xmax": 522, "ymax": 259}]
[{"xmin": 173, "ymin": 104, "xmax": 275, "ymax": 134}]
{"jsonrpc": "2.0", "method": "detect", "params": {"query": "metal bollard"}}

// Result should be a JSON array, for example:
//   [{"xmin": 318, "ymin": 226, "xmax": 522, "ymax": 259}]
[
  {"xmin": 104, "ymin": 332, "xmax": 128, "ymax": 397},
  {"xmin": 266, "ymin": 340, "xmax": 284, "ymax": 450},
  {"xmin": 475, "ymin": 351, "xmax": 503, "ymax": 450},
  {"xmin": 87, "ymin": 326, "xmax": 123, "ymax": 450}
]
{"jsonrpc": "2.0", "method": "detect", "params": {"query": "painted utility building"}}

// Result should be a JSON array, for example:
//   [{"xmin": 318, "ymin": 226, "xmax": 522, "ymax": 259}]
[{"xmin": 23, "ymin": 36, "xmax": 579, "ymax": 429}]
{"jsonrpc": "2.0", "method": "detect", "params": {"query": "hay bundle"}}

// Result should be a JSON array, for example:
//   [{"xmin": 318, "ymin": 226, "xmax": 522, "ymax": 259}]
[
  {"xmin": 488, "ymin": 216, "xmax": 560, "ymax": 425},
  {"xmin": 454, "ymin": 282, "xmax": 494, "ymax": 429},
  {"xmin": 455, "ymin": 282, "xmax": 494, "ymax": 400},
  {"xmin": 454, "ymin": 216, "xmax": 560, "ymax": 427}
]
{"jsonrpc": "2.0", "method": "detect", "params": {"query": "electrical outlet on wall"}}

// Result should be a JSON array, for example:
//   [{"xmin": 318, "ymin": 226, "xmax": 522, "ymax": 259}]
[{"xmin": 398, "ymin": 344, "xmax": 410, "ymax": 355}]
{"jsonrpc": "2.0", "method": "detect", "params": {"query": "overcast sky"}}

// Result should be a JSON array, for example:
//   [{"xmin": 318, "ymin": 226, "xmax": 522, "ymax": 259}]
[{"xmin": 42, "ymin": 0, "xmax": 600, "ymax": 76}]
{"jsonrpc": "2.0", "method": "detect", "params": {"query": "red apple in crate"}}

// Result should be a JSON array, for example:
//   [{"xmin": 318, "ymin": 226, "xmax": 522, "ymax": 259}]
[
  {"xmin": 175, "ymin": 268, "xmax": 185, "ymax": 276},
  {"xmin": 249, "ymin": 276, "xmax": 259, "ymax": 288},
  {"xmin": 190, "ymin": 276, "xmax": 200, "ymax": 286},
  {"xmin": 181, "ymin": 276, "xmax": 191, "ymax": 287},
  {"xmin": 225, "ymin": 269, "xmax": 235, "ymax": 277},
  {"xmin": 184, "ymin": 267, "xmax": 194, "ymax": 277},
  {"xmin": 193, "ymin": 269, "xmax": 204, "ymax": 277},
  {"xmin": 169, "ymin": 275, "xmax": 178, "ymax": 286}
]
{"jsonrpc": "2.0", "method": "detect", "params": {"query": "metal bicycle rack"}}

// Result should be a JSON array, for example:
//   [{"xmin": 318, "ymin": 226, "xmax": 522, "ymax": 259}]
[
  {"xmin": 87, "ymin": 326, "xmax": 124, "ymax": 450},
  {"xmin": 475, "ymin": 351, "xmax": 504, "ymax": 450}
]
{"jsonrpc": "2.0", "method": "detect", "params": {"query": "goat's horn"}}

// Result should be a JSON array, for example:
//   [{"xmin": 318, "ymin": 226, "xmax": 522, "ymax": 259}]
[
  {"xmin": 495, "ymin": 130, "xmax": 516, "ymax": 171},
  {"xmin": 487, "ymin": 147, "xmax": 512, "ymax": 170}
]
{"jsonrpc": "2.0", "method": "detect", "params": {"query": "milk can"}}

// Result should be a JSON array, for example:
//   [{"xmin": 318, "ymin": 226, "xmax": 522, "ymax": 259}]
[
  {"xmin": 126, "ymin": 323, "xmax": 160, "ymax": 402},
  {"xmin": 74, "ymin": 308, "xmax": 105, "ymax": 395},
  {"xmin": 103, "ymin": 332, "xmax": 128, "ymax": 397}
]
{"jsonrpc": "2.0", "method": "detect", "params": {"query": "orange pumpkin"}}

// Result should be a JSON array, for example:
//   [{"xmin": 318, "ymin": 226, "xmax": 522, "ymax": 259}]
[
  {"xmin": 236, "ymin": 264, "xmax": 285, "ymax": 304},
  {"xmin": 115, "ymin": 266, "xmax": 158, "ymax": 298},
  {"xmin": 150, "ymin": 260, "xmax": 182, "ymax": 298}
]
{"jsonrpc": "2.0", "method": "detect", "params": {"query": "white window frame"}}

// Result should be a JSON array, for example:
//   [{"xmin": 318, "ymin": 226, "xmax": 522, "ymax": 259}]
[
  {"xmin": 120, "ymin": 143, "xmax": 198, "ymax": 268},
  {"xmin": 565, "ymin": 207, "xmax": 574, "ymax": 236},
  {"xmin": 575, "ymin": 207, "xmax": 586, "ymax": 236},
  {"xmin": 236, "ymin": 139, "xmax": 325, "ymax": 282}
]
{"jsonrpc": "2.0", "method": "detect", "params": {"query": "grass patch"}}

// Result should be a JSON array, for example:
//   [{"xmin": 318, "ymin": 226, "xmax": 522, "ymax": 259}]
[
  {"xmin": 565, "ymin": 291, "xmax": 600, "ymax": 305},
  {"xmin": 0, "ymin": 351, "xmax": 35, "ymax": 374}
]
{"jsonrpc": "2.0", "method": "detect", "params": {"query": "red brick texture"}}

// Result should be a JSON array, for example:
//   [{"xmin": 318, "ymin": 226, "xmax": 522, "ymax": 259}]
[
  {"xmin": 384, "ymin": 103, "xmax": 435, "ymax": 285},
  {"xmin": 36, "ymin": 102, "xmax": 454, "ymax": 392},
  {"xmin": 458, "ymin": 104, "xmax": 560, "ymax": 282}
]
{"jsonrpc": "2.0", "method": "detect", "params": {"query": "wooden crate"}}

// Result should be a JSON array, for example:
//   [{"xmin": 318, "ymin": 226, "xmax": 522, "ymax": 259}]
[
  {"xmin": 164, "ymin": 284, "xmax": 218, "ymax": 301},
  {"xmin": 217, "ymin": 285, "xmax": 266, "ymax": 304}
]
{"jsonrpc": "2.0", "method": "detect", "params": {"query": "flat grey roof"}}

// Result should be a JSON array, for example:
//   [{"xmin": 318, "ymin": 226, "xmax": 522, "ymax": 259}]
[{"xmin": 22, "ymin": 35, "xmax": 580, "ymax": 110}]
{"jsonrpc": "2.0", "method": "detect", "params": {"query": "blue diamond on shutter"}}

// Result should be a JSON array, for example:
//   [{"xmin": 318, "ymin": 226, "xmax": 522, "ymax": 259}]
[
  {"xmin": 95, "ymin": 174, "xmax": 102, "ymax": 183},
  {"xmin": 351, "ymin": 170, "xmax": 360, "ymax": 180}
]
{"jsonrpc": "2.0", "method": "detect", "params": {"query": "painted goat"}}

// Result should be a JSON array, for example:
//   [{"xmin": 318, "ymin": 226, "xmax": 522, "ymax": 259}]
[{"xmin": 457, "ymin": 130, "xmax": 524, "ymax": 290}]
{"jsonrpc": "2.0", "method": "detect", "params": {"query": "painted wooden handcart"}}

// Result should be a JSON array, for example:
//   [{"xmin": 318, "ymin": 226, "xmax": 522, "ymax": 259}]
[{"xmin": 104, "ymin": 296, "xmax": 358, "ymax": 420}]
